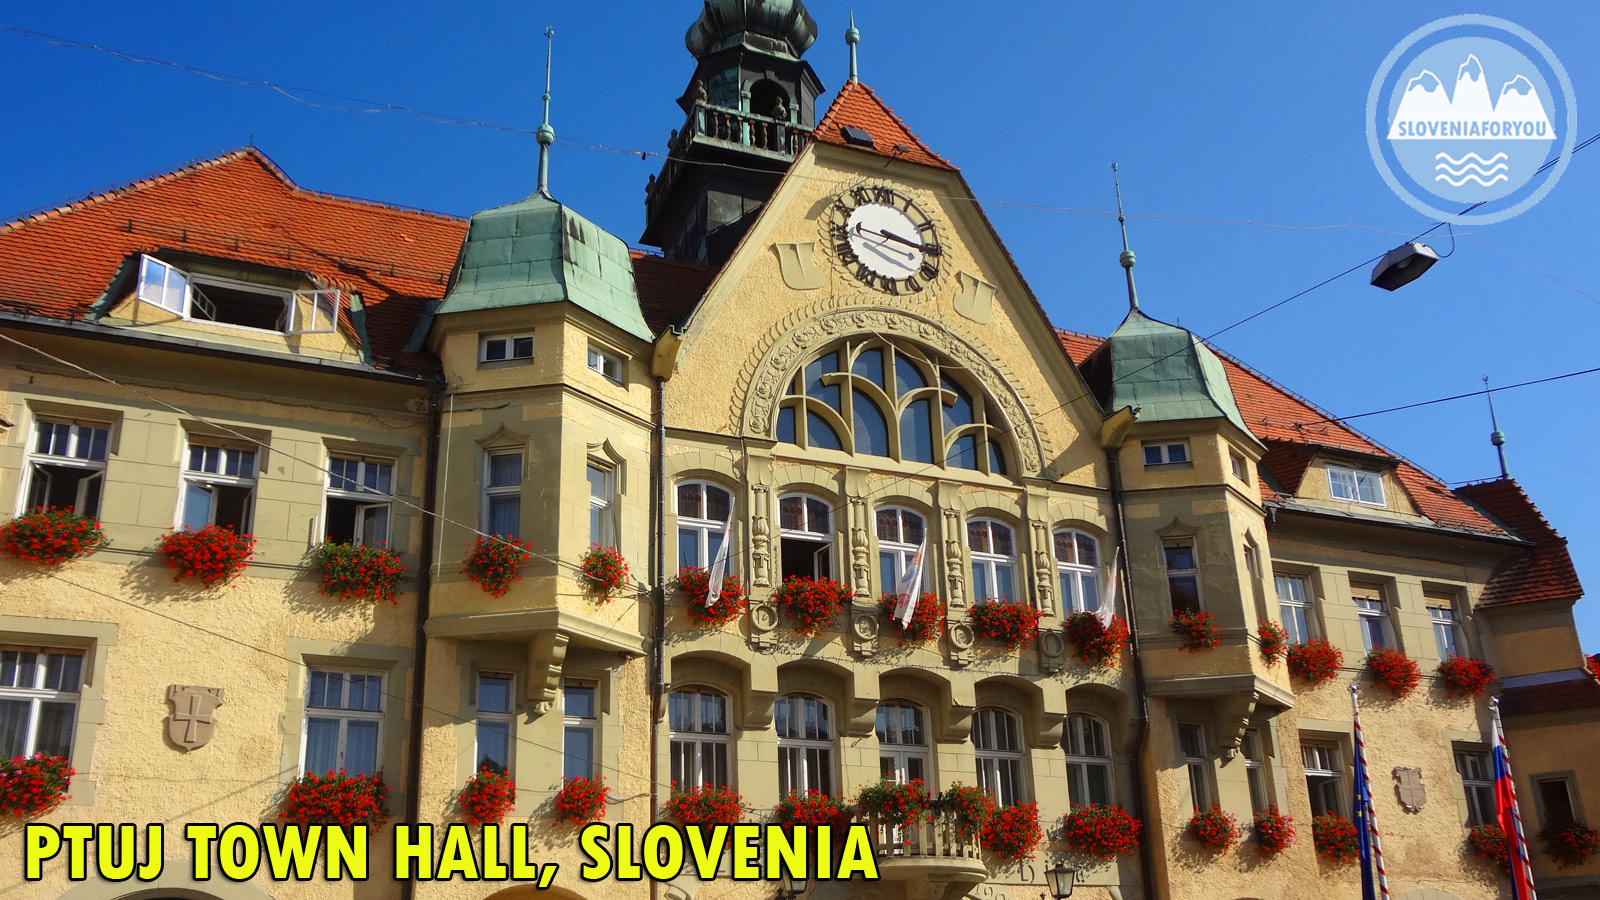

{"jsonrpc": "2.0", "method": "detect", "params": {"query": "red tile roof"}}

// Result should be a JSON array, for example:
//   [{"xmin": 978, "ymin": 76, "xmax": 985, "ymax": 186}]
[
  {"xmin": 1056, "ymin": 328, "xmax": 1507, "ymax": 536},
  {"xmin": 0, "ymin": 148, "xmax": 468, "ymax": 373},
  {"xmin": 1457, "ymin": 478, "xmax": 1584, "ymax": 606},
  {"xmin": 812, "ymin": 80, "xmax": 957, "ymax": 171},
  {"xmin": 630, "ymin": 250, "xmax": 715, "ymax": 335},
  {"xmin": 1499, "ymin": 676, "xmax": 1600, "ymax": 717}
]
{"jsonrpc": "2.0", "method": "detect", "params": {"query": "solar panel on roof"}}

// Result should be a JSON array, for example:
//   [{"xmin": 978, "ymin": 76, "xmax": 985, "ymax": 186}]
[{"xmin": 840, "ymin": 126, "xmax": 875, "ymax": 147}]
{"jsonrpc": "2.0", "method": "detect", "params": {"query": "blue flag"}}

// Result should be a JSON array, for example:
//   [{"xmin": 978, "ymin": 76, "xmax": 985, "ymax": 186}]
[{"xmin": 1353, "ymin": 734, "xmax": 1377, "ymax": 900}]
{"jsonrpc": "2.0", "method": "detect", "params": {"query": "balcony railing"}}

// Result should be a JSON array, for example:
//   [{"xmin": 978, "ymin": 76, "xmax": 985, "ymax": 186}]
[
  {"xmin": 646, "ymin": 103, "xmax": 813, "ymax": 225},
  {"xmin": 858, "ymin": 807, "xmax": 987, "ymax": 884}
]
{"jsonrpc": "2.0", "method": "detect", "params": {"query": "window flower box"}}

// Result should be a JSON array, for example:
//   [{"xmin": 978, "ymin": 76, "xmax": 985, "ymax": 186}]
[
  {"xmin": 459, "ymin": 767, "xmax": 516, "ymax": 827},
  {"xmin": 1188, "ymin": 805, "xmax": 1243, "ymax": 853},
  {"xmin": 1171, "ymin": 609, "xmax": 1221, "ymax": 652},
  {"xmin": 1, "ymin": 508, "xmax": 106, "ymax": 567},
  {"xmin": 1065, "ymin": 612, "xmax": 1129, "ymax": 669},
  {"xmin": 971, "ymin": 600, "xmax": 1042, "ymax": 648},
  {"xmin": 1366, "ymin": 647, "xmax": 1421, "ymax": 699},
  {"xmin": 1287, "ymin": 638, "xmax": 1344, "ymax": 686},
  {"xmin": 0, "ymin": 753, "xmax": 73, "ymax": 819},
  {"xmin": 940, "ymin": 782, "xmax": 993, "ymax": 842},
  {"xmin": 461, "ymin": 536, "xmax": 532, "ymax": 597},
  {"xmin": 981, "ymin": 802, "xmax": 1042, "ymax": 861},
  {"xmin": 159, "ymin": 525, "xmax": 255, "ymax": 588},
  {"xmin": 857, "ymin": 778, "xmax": 931, "ymax": 833},
  {"xmin": 1312, "ymin": 812, "xmax": 1359, "ymax": 865},
  {"xmin": 1438, "ymin": 656, "xmax": 1496, "ymax": 699},
  {"xmin": 1541, "ymin": 822, "xmax": 1599, "ymax": 869},
  {"xmin": 578, "ymin": 545, "xmax": 629, "ymax": 601},
  {"xmin": 879, "ymin": 591, "xmax": 944, "ymax": 643},
  {"xmin": 1253, "ymin": 806, "xmax": 1296, "ymax": 856},
  {"xmin": 665, "ymin": 783, "xmax": 744, "ymax": 826},
  {"xmin": 279, "ymin": 770, "xmax": 389, "ymax": 828},
  {"xmin": 772, "ymin": 576, "xmax": 852, "ymax": 636},
  {"xmin": 773, "ymin": 789, "xmax": 850, "ymax": 831},
  {"xmin": 314, "ymin": 541, "xmax": 406, "ymax": 604},
  {"xmin": 553, "ymin": 776, "xmax": 608, "ymax": 826},
  {"xmin": 1062, "ymin": 803, "xmax": 1141, "ymax": 860},
  {"xmin": 1468, "ymin": 822, "xmax": 1510, "ymax": 873},
  {"xmin": 675, "ymin": 567, "xmax": 747, "ymax": 627},
  {"xmin": 1258, "ymin": 621, "xmax": 1288, "ymax": 666}
]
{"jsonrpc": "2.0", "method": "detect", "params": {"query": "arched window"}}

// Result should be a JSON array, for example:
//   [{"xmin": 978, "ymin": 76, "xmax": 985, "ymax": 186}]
[
  {"xmin": 776, "ymin": 694, "xmax": 833, "ymax": 796},
  {"xmin": 774, "ymin": 338, "xmax": 1011, "ymax": 475},
  {"xmin": 668, "ymin": 687, "xmax": 731, "ymax": 790},
  {"xmin": 1063, "ymin": 714, "xmax": 1112, "ymax": 807},
  {"xmin": 876, "ymin": 507, "xmax": 926, "ymax": 593},
  {"xmin": 677, "ymin": 481, "xmax": 734, "ymax": 571},
  {"xmin": 1054, "ymin": 530, "xmax": 1101, "ymax": 614},
  {"xmin": 876, "ymin": 701, "xmax": 930, "ymax": 785},
  {"xmin": 968, "ymin": 519, "xmax": 1017, "ymax": 603},
  {"xmin": 973, "ymin": 707, "xmax": 1026, "ymax": 806},
  {"xmin": 779, "ymin": 493, "xmax": 832, "ymax": 580}
]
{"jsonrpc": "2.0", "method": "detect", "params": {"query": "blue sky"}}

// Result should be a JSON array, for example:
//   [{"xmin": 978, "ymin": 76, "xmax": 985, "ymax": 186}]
[{"xmin": 1, "ymin": 2, "xmax": 1596, "ymax": 649}]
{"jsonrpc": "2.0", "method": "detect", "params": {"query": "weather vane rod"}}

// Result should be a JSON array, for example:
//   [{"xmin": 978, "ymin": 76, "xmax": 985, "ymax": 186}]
[
  {"xmin": 537, "ymin": 26, "xmax": 556, "ymax": 196},
  {"xmin": 1112, "ymin": 162, "xmax": 1139, "ymax": 312},
  {"xmin": 1485, "ymin": 375, "xmax": 1510, "ymax": 478},
  {"xmin": 845, "ymin": 12, "xmax": 860, "ymax": 82}
]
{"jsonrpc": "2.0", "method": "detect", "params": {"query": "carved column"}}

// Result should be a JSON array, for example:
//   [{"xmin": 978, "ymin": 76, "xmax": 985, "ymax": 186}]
[
  {"xmin": 844, "ymin": 468, "xmax": 879, "ymax": 657},
  {"xmin": 938, "ymin": 482, "xmax": 974, "ymax": 667},
  {"xmin": 745, "ymin": 452, "xmax": 778, "ymax": 650},
  {"xmin": 1027, "ymin": 489, "xmax": 1066, "ymax": 673}
]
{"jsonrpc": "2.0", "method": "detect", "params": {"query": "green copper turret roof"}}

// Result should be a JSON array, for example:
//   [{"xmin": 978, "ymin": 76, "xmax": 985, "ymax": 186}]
[
  {"xmin": 435, "ymin": 192, "xmax": 653, "ymax": 341},
  {"xmin": 1101, "ymin": 309, "xmax": 1261, "ymax": 446}
]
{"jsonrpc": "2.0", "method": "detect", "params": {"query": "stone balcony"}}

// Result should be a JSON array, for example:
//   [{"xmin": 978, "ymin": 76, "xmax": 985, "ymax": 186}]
[{"xmin": 859, "ymin": 807, "xmax": 988, "ymax": 897}]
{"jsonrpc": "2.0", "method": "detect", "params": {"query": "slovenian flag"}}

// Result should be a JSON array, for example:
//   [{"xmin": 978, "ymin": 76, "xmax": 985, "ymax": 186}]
[
  {"xmin": 1494, "ymin": 702, "xmax": 1539, "ymax": 900},
  {"xmin": 705, "ymin": 518, "xmax": 734, "ymax": 607},
  {"xmin": 892, "ymin": 540, "xmax": 926, "ymax": 628}
]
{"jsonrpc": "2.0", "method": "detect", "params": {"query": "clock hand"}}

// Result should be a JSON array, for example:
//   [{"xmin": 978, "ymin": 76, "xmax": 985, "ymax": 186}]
[
  {"xmin": 877, "ymin": 228, "xmax": 926, "ymax": 251},
  {"xmin": 853, "ymin": 223, "xmax": 915, "ymax": 260}
]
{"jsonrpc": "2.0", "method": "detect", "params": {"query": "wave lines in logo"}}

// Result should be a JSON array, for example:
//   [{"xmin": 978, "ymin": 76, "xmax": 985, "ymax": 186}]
[{"xmin": 1434, "ymin": 151, "xmax": 1509, "ymax": 186}]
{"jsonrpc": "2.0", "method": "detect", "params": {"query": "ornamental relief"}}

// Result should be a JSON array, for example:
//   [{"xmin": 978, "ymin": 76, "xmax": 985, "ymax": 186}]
[{"xmin": 735, "ymin": 304, "xmax": 1045, "ymax": 475}]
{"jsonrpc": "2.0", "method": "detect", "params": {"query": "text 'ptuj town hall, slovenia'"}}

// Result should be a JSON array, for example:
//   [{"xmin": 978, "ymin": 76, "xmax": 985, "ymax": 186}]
[{"xmin": 0, "ymin": 3, "xmax": 1596, "ymax": 900}]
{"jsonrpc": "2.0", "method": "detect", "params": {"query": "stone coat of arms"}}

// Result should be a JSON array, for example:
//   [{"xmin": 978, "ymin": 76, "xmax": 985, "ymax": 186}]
[
  {"xmin": 166, "ymin": 685, "xmax": 224, "ymax": 751},
  {"xmin": 1393, "ymin": 766, "xmax": 1426, "ymax": 812}
]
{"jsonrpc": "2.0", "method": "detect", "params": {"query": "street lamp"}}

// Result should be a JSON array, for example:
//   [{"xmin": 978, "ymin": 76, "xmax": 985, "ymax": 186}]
[
  {"xmin": 778, "ymin": 871, "xmax": 807, "ymax": 899},
  {"xmin": 1043, "ymin": 861, "xmax": 1078, "ymax": 898},
  {"xmin": 1370, "ymin": 240, "xmax": 1441, "ymax": 291}
]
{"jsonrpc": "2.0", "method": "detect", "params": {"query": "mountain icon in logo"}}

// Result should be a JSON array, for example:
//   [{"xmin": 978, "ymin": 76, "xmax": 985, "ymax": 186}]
[{"xmin": 1387, "ymin": 53, "xmax": 1555, "ymax": 141}]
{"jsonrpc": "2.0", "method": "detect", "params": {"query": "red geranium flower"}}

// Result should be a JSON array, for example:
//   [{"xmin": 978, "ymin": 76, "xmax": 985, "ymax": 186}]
[
  {"xmin": 0, "ymin": 507, "xmax": 106, "ymax": 566},
  {"xmin": 578, "ymin": 545, "xmax": 629, "ymax": 601},
  {"xmin": 159, "ymin": 525, "xmax": 255, "ymax": 588},
  {"xmin": 1286, "ymin": 638, "xmax": 1344, "ymax": 686},
  {"xmin": 879, "ymin": 591, "xmax": 945, "ymax": 644},
  {"xmin": 552, "ymin": 776, "xmax": 608, "ymax": 826},
  {"xmin": 971, "ymin": 600, "xmax": 1042, "ymax": 649},
  {"xmin": 1171, "ymin": 609, "xmax": 1222, "ymax": 652},
  {"xmin": 461, "ymin": 536, "xmax": 532, "ymax": 597},
  {"xmin": 1188, "ymin": 805, "xmax": 1243, "ymax": 853},
  {"xmin": 1258, "ymin": 621, "xmax": 1289, "ymax": 666},
  {"xmin": 1065, "ymin": 612, "xmax": 1129, "ymax": 668},
  {"xmin": 1062, "ymin": 803, "xmax": 1141, "ymax": 859},
  {"xmin": 772, "ymin": 576, "xmax": 852, "ymax": 636},
  {"xmin": 1312, "ymin": 813, "xmax": 1360, "ymax": 865},
  {"xmin": 1253, "ymin": 806, "xmax": 1296, "ymax": 856},
  {"xmin": 314, "ymin": 541, "xmax": 406, "ymax": 604},
  {"xmin": 459, "ymin": 767, "xmax": 517, "ymax": 826},
  {"xmin": 1366, "ymin": 647, "xmax": 1422, "ymax": 699},
  {"xmin": 1438, "ymin": 656, "xmax": 1496, "ymax": 698},
  {"xmin": 675, "ymin": 567, "xmax": 747, "ymax": 627}
]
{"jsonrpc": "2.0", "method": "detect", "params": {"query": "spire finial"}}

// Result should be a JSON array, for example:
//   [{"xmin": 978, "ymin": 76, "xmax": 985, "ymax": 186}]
[
  {"xmin": 1485, "ymin": 375, "xmax": 1510, "ymax": 478},
  {"xmin": 845, "ymin": 11, "xmax": 860, "ymax": 82},
  {"xmin": 536, "ymin": 26, "xmax": 556, "ymax": 196},
  {"xmin": 1111, "ymin": 162, "xmax": 1139, "ymax": 312}
]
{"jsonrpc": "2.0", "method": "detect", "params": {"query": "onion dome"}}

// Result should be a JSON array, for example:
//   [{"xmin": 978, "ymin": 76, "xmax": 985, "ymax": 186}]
[{"xmin": 685, "ymin": 0, "xmax": 818, "ymax": 59}]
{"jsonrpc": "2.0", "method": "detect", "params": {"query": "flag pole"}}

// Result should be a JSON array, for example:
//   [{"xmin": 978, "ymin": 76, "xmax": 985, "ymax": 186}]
[
  {"xmin": 1491, "ymin": 696, "xmax": 1539, "ymax": 900},
  {"xmin": 1350, "ymin": 684, "xmax": 1392, "ymax": 900}
]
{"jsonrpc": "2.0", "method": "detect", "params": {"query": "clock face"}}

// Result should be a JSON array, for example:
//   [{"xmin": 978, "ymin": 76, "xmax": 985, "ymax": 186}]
[{"xmin": 827, "ymin": 185, "xmax": 942, "ymax": 293}]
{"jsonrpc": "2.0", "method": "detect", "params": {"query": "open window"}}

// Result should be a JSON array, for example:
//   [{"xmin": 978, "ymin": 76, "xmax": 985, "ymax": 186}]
[
  {"xmin": 22, "ymin": 419, "xmax": 110, "ymax": 518},
  {"xmin": 180, "ymin": 442, "xmax": 256, "ymax": 533},
  {"xmin": 325, "ymin": 457, "xmax": 393, "ymax": 546},
  {"xmin": 135, "ymin": 254, "xmax": 339, "ymax": 335},
  {"xmin": 778, "ymin": 493, "xmax": 832, "ymax": 580}
]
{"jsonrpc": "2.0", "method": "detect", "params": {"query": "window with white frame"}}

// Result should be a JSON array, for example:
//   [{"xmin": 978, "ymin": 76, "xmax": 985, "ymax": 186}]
[
  {"xmin": 973, "ymin": 707, "xmax": 1027, "ymax": 807},
  {"xmin": 1165, "ymin": 542, "xmax": 1201, "ymax": 613},
  {"xmin": 136, "ymin": 254, "xmax": 338, "ymax": 334},
  {"xmin": 562, "ymin": 681, "xmax": 598, "ymax": 781},
  {"xmin": 1453, "ymin": 745, "xmax": 1493, "ymax": 826},
  {"xmin": 1353, "ymin": 585, "xmax": 1390, "ymax": 651},
  {"xmin": 778, "ymin": 494, "xmax": 832, "ymax": 581},
  {"xmin": 303, "ymin": 669, "xmax": 383, "ymax": 775},
  {"xmin": 968, "ymin": 519, "xmax": 1017, "ymax": 604},
  {"xmin": 587, "ymin": 463, "xmax": 615, "ymax": 548},
  {"xmin": 876, "ymin": 508, "xmax": 926, "ymax": 594},
  {"xmin": 479, "ymin": 333, "xmax": 533, "ymax": 364},
  {"xmin": 1143, "ymin": 441, "xmax": 1189, "ymax": 466},
  {"xmin": 1230, "ymin": 451, "xmax": 1247, "ymax": 482},
  {"xmin": 475, "ymin": 673, "xmax": 514, "ymax": 774},
  {"xmin": 325, "ymin": 457, "xmax": 393, "ymax": 546},
  {"xmin": 483, "ymin": 451, "xmax": 522, "ymax": 539},
  {"xmin": 1243, "ymin": 728, "xmax": 1270, "ymax": 812},
  {"xmin": 180, "ymin": 442, "xmax": 257, "ymax": 533},
  {"xmin": 0, "ymin": 648, "xmax": 82, "ymax": 759},
  {"xmin": 1178, "ymin": 722, "xmax": 1212, "ymax": 810},
  {"xmin": 587, "ymin": 345, "xmax": 623, "ymax": 383},
  {"xmin": 1054, "ymin": 530, "xmax": 1101, "ymax": 614},
  {"xmin": 876, "ymin": 701, "xmax": 930, "ymax": 786},
  {"xmin": 1275, "ymin": 574, "xmax": 1316, "ymax": 644},
  {"xmin": 1328, "ymin": 465, "xmax": 1385, "ymax": 506},
  {"xmin": 1302, "ymin": 741, "xmax": 1343, "ymax": 818},
  {"xmin": 1063, "ymin": 714, "xmax": 1112, "ymax": 807},
  {"xmin": 776, "ymin": 694, "xmax": 833, "ymax": 796},
  {"xmin": 1427, "ymin": 590, "xmax": 1463, "ymax": 658},
  {"xmin": 669, "ymin": 687, "xmax": 731, "ymax": 790},
  {"xmin": 22, "ymin": 419, "xmax": 110, "ymax": 518},
  {"xmin": 676, "ymin": 482, "xmax": 734, "ymax": 572}
]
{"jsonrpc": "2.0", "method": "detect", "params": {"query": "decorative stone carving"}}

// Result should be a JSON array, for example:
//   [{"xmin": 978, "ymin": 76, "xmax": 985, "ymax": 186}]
[
  {"xmin": 526, "ymin": 631, "xmax": 571, "ymax": 716},
  {"xmin": 750, "ymin": 484, "xmax": 771, "ymax": 588},
  {"xmin": 1393, "ymin": 767, "xmax": 1426, "ymax": 812},
  {"xmin": 953, "ymin": 271, "xmax": 996, "ymax": 324},
  {"xmin": 848, "ymin": 495, "xmax": 871, "ymax": 599},
  {"xmin": 736, "ymin": 305, "xmax": 1044, "ymax": 475},
  {"xmin": 947, "ymin": 621, "xmax": 975, "ymax": 668},
  {"xmin": 166, "ymin": 685, "xmax": 223, "ymax": 751},
  {"xmin": 852, "ymin": 612, "xmax": 880, "ymax": 643},
  {"xmin": 748, "ymin": 601, "xmax": 779, "ymax": 650},
  {"xmin": 1214, "ymin": 693, "xmax": 1258, "ymax": 761},
  {"xmin": 1031, "ymin": 519, "xmax": 1055, "ymax": 618},
  {"xmin": 774, "ymin": 242, "xmax": 824, "ymax": 290},
  {"xmin": 942, "ymin": 508, "xmax": 966, "ymax": 610},
  {"xmin": 1038, "ymin": 629, "xmax": 1066, "ymax": 674}
]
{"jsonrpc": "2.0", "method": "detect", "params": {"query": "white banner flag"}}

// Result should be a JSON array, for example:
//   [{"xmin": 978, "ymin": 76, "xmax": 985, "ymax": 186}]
[
  {"xmin": 892, "ymin": 540, "xmax": 927, "ymax": 627},
  {"xmin": 1096, "ymin": 545, "xmax": 1121, "ymax": 628},
  {"xmin": 705, "ymin": 518, "xmax": 734, "ymax": 607}
]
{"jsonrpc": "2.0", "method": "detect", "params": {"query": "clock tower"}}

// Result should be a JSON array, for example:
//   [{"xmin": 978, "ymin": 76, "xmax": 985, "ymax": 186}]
[{"xmin": 641, "ymin": 0, "xmax": 824, "ymax": 266}]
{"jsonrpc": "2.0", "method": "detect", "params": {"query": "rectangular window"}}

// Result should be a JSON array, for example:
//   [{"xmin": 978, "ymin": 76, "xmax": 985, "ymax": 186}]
[
  {"xmin": 325, "ymin": 457, "xmax": 393, "ymax": 546},
  {"xmin": 483, "ymin": 451, "xmax": 522, "ymax": 539},
  {"xmin": 303, "ymin": 669, "xmax": 383, "ymax": 776},
  {"xmin": 1302, "ymin": 741, "xmax": 1343, "ymax": 818},
  {"xmin": 562, "ymin": 682, "xmax": 597, "ymax": 781},
  {"xmin": 137, "ymin": 255, "xmax": 189, "ymax": 313},
  {"xmin": 479, "ymin": 333, "xmax": 534, "ymax": 364},
  {"xmin": 181, "ymin": 442, "xmax": 257, "ymax": 532},
  {"xmin": 1178, "ymin": 722, "xmax": 1211, "ymax": 810},
  {"xmin": 1165, "ymin": 542, "xmax": 1201, "ymax": 613},
  {"xmin": 1143, "ymin": 441, "xmax": 1190, "ymax": 466},
  {"xmin": 23, "ymin": 419, "xmax": 110, "ymax": 518},
  {"xmin": 1243, "ymin": 729, "xmax": 1270, "ymax": 811},
  {"xmin": 475, "ymin": 673, "xmax": 514, "ymax": 775},
  {"xmin": 1427, "ymin": 589, "xmax": 1463, "ymax": 658},
  {"xmin": 776, "ymin": 696, "xmax": 835, "ymax": 797},
  {"xmin": 1453, "ymin": 746, "xmax": 1494, "ymax": 826},
  {"xmin": 0, "ymin": 648, "xmax": 82, "ymax": 759},
  {"xmin": 1275, "ymin": 574, "xmax": 1315, "ymax": 644},
  {"xmin": 587, "ymin": 464, "xmax": 615, "ymax": 547},
  {"xmin": 1537, "ymin": 777, "xmax": 1577, "ymax": 829},
  {"xmin": 1328, "ymin": 465, "xmax": 1385, "ymax": 506},
  {"xmin": 669, "ymin": 689, "xmax": 731, "ymax": 790},
  {"xmin": 1353, "ymin": 585, "xmax": 1389, "ymax": 651},
  {"xmin": 1230, "ymin": 451, "xmax": 1247, "ymax": 481},
  {"xmin": 587, "ymin": 345, "xmax": 622, "ymax": 383}
]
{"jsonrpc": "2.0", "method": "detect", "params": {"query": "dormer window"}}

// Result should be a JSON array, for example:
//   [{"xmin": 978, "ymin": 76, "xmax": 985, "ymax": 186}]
[
  {"xmin": 1327, "ymin": 465, "xmax": 1385, "ymax": 506},
  {"xmin": 135, "ymin": 254, "xmax": 338, "ymax": 335}
]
